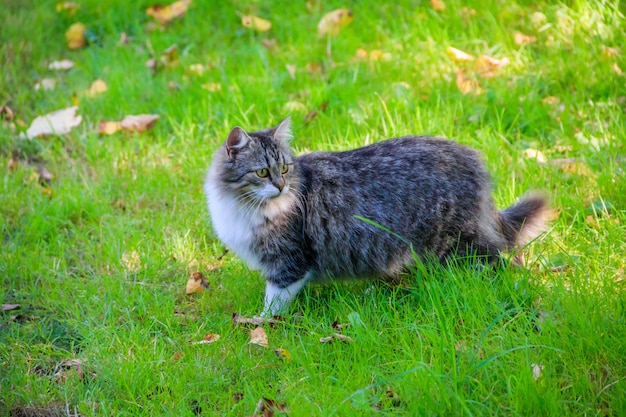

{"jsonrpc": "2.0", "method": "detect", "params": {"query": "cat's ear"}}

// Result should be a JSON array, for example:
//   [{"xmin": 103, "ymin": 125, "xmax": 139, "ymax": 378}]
[
  {"xmin": 273, "ymin": 116, "xmax": 293, "ymax": 144},
  {"xmin": 226, "ymin": 126, "xmax": 250, "ymax": 158}
]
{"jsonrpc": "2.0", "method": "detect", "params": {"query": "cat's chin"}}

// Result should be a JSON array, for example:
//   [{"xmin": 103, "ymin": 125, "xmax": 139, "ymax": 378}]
[{"xmin": 260, "ymin": 192, "xmax": 296, "ymax": 221}]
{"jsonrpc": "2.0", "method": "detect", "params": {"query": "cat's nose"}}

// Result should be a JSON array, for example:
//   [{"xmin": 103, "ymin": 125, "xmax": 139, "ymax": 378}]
[{"xmin": 273, "ymin": 177, "xmax": 285, "ymax": 191}]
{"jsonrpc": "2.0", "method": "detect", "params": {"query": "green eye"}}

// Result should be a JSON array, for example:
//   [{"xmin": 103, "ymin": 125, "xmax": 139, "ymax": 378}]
[
  {"xmin": 280, "ymin": 163, "xmax": 289, "ymax": 174},
  {"xmin": 256, "ymin": 168, "xmax": 269, "ymax": 178}
]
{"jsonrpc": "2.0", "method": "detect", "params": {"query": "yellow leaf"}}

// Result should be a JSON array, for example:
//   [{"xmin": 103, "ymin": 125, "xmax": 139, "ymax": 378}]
[
  {"xmin": 202, "ymin": 82, "xmax": 222, "ymax": 92},
  {"xmin": 121, "ymin": 251, "xmax": 142, "ymax": 272},
  {"xmin": 273, "ymin": 348, "xmax": 291, "ymax": 361},
  {"xmin": 355, "ymin": 48, "xmax": 368, "ymax": 59},
  {"xmin": 455, "ymin": 70, "xmax": 481, "ymax": 95},
  {"xmin": 86, "ymin": 79, "xmax": 107, "ymax": 97},
  {"xmin": 318, "ymin": 8, "xmax": 354, "ymax": 36},
  {"xmin": 25, "ymin": 106, "xmax": 82, "ymax": 139},
  {"xmin": 56, "ymin": 2, "xmax": 81, "ymax": 15},
  {"xmin": 541, "ymin": 96, "xmax": 560, "ymax": 105},
  {"xmin": 524, "ymin": 148, "xmax": 547, "ymax": 164},
  {"xmin": 188, "ymin": 63, "xmax": 205, "ymax": 76},
  {"xmin": 431, "ymin": 0, "xmax": 446, "ymax": 12},
  {"xmin": 447, "ymin": 47, "xmax": 475, "ymax": 62},
  {"xmin": 41, "ymin": 187, "xmax": 54, "ymax": 197},
  {"xmin": 120, "ymin": 114, "xmax": 160, "ymax": 133},
  {"xmin": 66, "ymin": 22, "xmax": 86, "ymax": 49},
  {"xmin": 185, "ymin": 272, "xmax": 208, "ymax": 295},
  {"xmin": 71, "ymin": 92, "xmax": 80, "ymax": 107},
  {"xmin": 250, "ymin": 327, "xmax": 269, "ymax": 348},
  {"xmin": 514, "ymin": 31, "xmax": 536, "ymax": 45},
  {"xmin": 284, "ymin": 101, "xmax": 308, "ymax": 113},
  {"xmin": 98, "ymin": 121, "xmax": 122, "ymax": 135},
  {"xmin": 241, "ymin": 15, "xmax": 272, "ymax": 32},
  {"xmin": 613, "ymin": 63, "xmax": 623, "ymax": 76},
  {"xmin": 160, "ymin": 44, "xmax": 179, "ymax": 67},
  {"xmin": 475, "ymin": 55, "xmax": 509, "ymax": 77},
  {"xmin": 146, "ymin": 0, "xmax": 191, "ymax": 25}
]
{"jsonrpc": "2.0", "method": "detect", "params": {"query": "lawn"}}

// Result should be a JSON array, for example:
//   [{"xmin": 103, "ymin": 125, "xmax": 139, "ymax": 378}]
[{"xmin": 1, "ymin": 0, "xmax": 626, "ymax": 415}]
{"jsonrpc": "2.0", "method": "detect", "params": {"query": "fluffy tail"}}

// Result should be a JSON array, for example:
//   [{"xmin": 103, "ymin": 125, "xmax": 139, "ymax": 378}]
[{"xmin": 499, "ymin": 193, "xmax": 550, "ymax": 251}]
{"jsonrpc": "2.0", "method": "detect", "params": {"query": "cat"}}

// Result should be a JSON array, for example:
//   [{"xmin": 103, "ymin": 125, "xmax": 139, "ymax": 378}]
[{"xmin": 204, "ymin": 117, "xmax": 549, "ymax": 317}]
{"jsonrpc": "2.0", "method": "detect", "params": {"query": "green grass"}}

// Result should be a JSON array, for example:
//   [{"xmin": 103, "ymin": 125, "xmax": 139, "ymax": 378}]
[{"xmin": 1, "ymin": 0, "xmax": 626, "ymax": 415}]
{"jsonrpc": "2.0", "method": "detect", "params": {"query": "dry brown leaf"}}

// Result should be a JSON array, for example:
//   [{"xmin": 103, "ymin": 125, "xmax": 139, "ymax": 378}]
[
  {"xmin": 86, "ymin": 79, "xmax": 107, "ymax": 97},
  {"xmin": 54, "ymin": 358, "xmax": 88, "ymax": 382},
  {"xmin": 447, "ymin": 47, "xmax": 475, "ymax": 62},
  {"xmin": 233, "ymin": 313, "xmax": 280, "ymax": 327},
  {"xmin": 8, "ymin": 151, "xmax": 19, "ymax": 172},
  {"xmin": 475, "ymin": 55, "xmax": 509, "ymax": 77},
  {"xmin": 25, "ymin": 106, "xmax": 82, "ymax": 139},
  {"xmin": 431, "ymin": 0, "xmax": 446, "ymax": 12},
  {"xmin": 98, "ymin": 121, "xmax": 122, "ymax": 135},
  {"xmin": 66, "ymin": 22, "xmax": 86, "ymax": 49},
  {"xmin": 48, "ymin": 59, "xmax": 75, "ymax": 71},
  {"xmin": 550, "ymin": 158, "xmax": 594, "ymax": 176},
  {"xmin": 171, "ymin": 352, "xmax": 184, "ymax": 361},
  {"xmin": 120, "ymin": 114, "xmax": 160, "ymax": 133},
  {"xmin": 242, "ymin": 15, "xmax": 272, "ymax": 32},
  {"xmin": 318, "ymin": 9, "xmax": 354, "ymax": 36},
  {"xmin": 0, "ymin": 105, "xmax": 15, "ymax": 120},
  {"xmin": 455, "ymin": 70, "xmax": 481, "ymax": 95},
  {"xmin": 119, "ymin": 32, "xmax": 129, "ymax": 45},
  {"xmin": 514, "ymin": 31, "xmax": 536, "ymax": 45},
  {"xmin": 185, "ymin": 272, "xmax": 208, "ymax": 295},
  {"xmin": 253, "ymin": 398, "xmax": 289, "ymax": 417},
  {"xmin": 261, "ymin": 39, "xmax": 278, "ymax": 50},
  {"xmin": 285, "ymin": 64, "xmax": 296, "ymax": 80},
  {"xmin": 250, "ymin": 327, "xmax": 269, "ymax": 348},
  {"xmin": 319, "ymin": 333, "xmax": 354, "ymax": 344},
  {"xmin": 331, "ymin": 321, "xmax": 349, "ymax": 330},
  {"xmin": 459, "ymin": 7, "xmax": 476, "ymax": 21},
  {"xmin": 2, "ymin": 304, "xmax": 20, "ymax": 311},
  {"xmin": 524, "ymin": 148, "xmax": 547, "ymax": 164},
  {"xmin": 193, "ymin": 333, "xmax": 221, "ymax": 344},
  {"xmin": 306, "ymin": 62, "xmax": 323, "ymax": 76},
  {"xmin": 146, "ymin": 0, "xmax": 191, "ymax": 25},
  {"xmin": 38, "ymin": 164, "xmax": 54, "ymax": 186}
]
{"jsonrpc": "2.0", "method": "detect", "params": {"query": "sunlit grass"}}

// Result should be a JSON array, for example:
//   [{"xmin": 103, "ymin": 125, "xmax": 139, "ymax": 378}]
[{"xmin": 1, "ymin": 0, "xmax": 625, "ymax": 415}]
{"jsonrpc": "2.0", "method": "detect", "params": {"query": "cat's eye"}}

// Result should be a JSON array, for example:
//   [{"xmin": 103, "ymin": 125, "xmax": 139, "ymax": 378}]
[
  {"xmin": 256, "ymin": 168, "xmax": 269, "ymax": 178},
  {"xmin": 280, "ymin": 163, "xmax": 289, "ymax": 174}
]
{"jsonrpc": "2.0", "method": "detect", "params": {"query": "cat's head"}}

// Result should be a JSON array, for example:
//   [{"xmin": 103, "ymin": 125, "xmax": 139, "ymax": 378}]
[{"xmin": 213, "ymin": 117, "xmax": 297, "ymax": 204}]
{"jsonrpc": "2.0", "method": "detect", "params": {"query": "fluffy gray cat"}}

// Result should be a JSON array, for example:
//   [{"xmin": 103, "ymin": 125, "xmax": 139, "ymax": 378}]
[{"xmin": 205, "ymin": 118, "xmax": 548, "ymax": 316}]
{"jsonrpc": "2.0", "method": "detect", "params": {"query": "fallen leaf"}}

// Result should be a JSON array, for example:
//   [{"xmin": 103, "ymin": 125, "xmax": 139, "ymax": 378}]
[
  {"xmin": 531, "ymin": 363, "xmax": 544, "ymax": 381},
  {"xmin": 160, "ymin": 44, "xmax": 179, "ymax": 67},
  {"xmin": 202, "ymin": 82, "xmax": 222, "ymax": 92},
  {"xmin": 253, "ymin": 398, "xmax": 289, "ymax": 417},
  {"xmin": 318, "ymin": 9, "xmax": 354, "ymax": 36},
  {"xmin": 120, "ymin": 114, "xmax": 160, "ymax": 133},
  {"xmin": 284, "ymin": 101, "xmax": 307, "ymax": 113},
  {"xmin": 193, "ymin": 333, "xmax": 221, "ymax": 344},
  {"xmin": 524, "ymin": 148, "xmax": 547, "ymax": 164},
  {"xmin": 241, "ymin": 15, "xmax": 272, "ymax": 32},
  {"xmin": 261, "ymin": 39, "xmax": 278, "ymax": 50},
  {"xmin": 232, "ymin": 313, "xmax": 280, "ymax": 327},
  {"xmin": 273, "ymin": 348, "xmax": 291, "ymax": 361},
  {"xmin": 48, "ymin": 60, "xmax": 75, "ymax": 71},
  {"xmin": 146, "ymin": 0, "xmax": 192, "ymax": 25},
  {"xmin": 171, "ymin": 352, "xmax": 184, "ymax": 361},
  {"xmin": 530, "ymin": 12, "xmax": 547, "ymax": 28},
  {"xmin": 56, "ymin": 2, "xmax": 81, "ymax": 15},
  {"xmin": 86, "ymin": 79, "xmax": 107, "ymax": 97},
  {"xmin": 8, "ymin": 151, "xmax": 19, "ymax": 172},
  {"xmin": 41, "ymin": 188, "xmax": 54, "ymax": 197},
  {"xmin": 455, "ymin": 70, "xmax": 481, "ymax": 95},
  {"xmin": 601, "ymin": 45, "xmax": 620, "ymax": 58},
  {"xmin": 146, "ymin": 58, "xmax": 158, "ymax": 71},
  {"xmin": 2, "ymin": 304, "xmax": 20, "ymax": 311},
  {"xmin": 66, "ymin": 22, "xmax": 86, "ymax": 49},
  {"xmin": 331, "ymin": 321, "xmax": 349, "ymax": 330},
  {"xmin": 71, "ymin": 92, "xmax": 79, "ymax": 106},
  {"xmin": 306, "ymin": 62, "xmax": 323, "ymax": 76},
  {"xmin": 250, "ymin": 327, "xmax": 269, "ymax": 348},
  {"xmin": 121, "ymin": 251, "xmax": 142, "ymax": 272},
  {"xmin": 613, "ymin": 63, "xmax": 623, "ymax": 76},
  {"xmin": 319, "ymin": 333, "xmax": 354, "ymax": 344},
  {"xmin": 514, "ymin": 31, "xmax": 537, "ymax": 45},
  {"xmin": 459, "ymin": 7, "xmax": 476, "ymax": 21},
  {"xmin": 304, "ymin": 110, "xmax": 318, "ymax": 124},
  {"xmin": 188, "ymin": 63, "xmax": 205, "ymax": 76},
  {"xmin": 431, "ymin": 0, "xmax": 446, "ymax": 12},
  {"xmin": 550, "ymin": 158, "xmax": 594, "ymax": 176},
  {"xmin": 34, "ymin": 78, "xmax": 56, "ymax": 91},
  {"xmin": 541, "ymin": 96, "xmax": 560, "ymax": 105},
  {"xmin": 54, "ymin": 358, "xmax": 88, "ymax": 382},
  {"xmin": 0, "ymin": 105, "xmax": 15, "ymax": 120},
  {"xmin": 447, "ymin": 47, "xmax": 475, "ymax": 62},
  {"xmin": 355, "ymin": 48, "xmax": 368, "ymax": 59},
  {"xmin": 475, "ymin": 55, "xmax": 509, "ymax": 77},
  {"xmin": 25, "ymin": 106, "xmax": 82, "ymax": 139},
  {"xmin": 119, "ymin": 32, "xmax": 129, "ymax": 45},
  {"xmin": 285, "ymin": 64, "xmax": 296, "ymax": 80},
  {"xmin": 98, "ymin": 121, "xmax": 122, "ymax": 135},
  {"xmin": 185, "ymin": 272, "xmax": 208, "ymax": 295}
]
